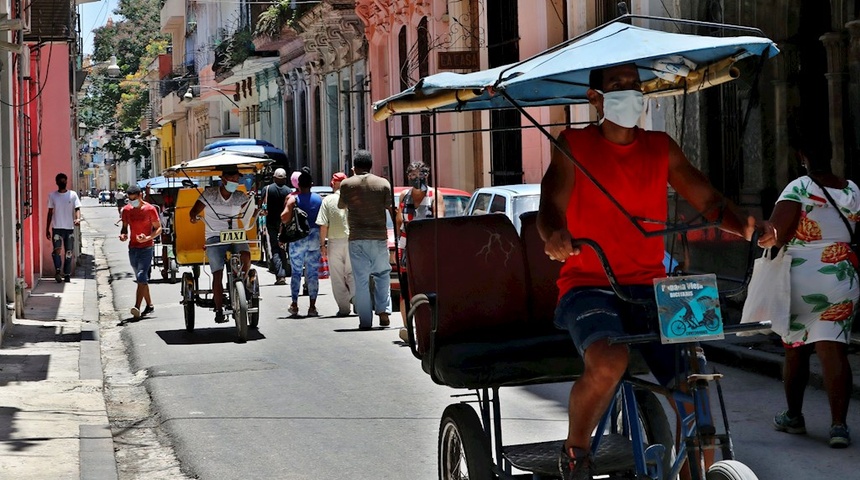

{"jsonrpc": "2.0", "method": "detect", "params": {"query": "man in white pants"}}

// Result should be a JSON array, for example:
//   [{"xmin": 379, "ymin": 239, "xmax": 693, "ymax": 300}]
[{"xmin": 317, "ymin": 172, "xmax": 354, "ymax": 316}]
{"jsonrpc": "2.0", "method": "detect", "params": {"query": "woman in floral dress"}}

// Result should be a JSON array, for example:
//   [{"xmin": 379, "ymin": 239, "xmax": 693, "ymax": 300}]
[{"xmin": 759, "ymin": 141, "xmax": 860, "ymax": 448}]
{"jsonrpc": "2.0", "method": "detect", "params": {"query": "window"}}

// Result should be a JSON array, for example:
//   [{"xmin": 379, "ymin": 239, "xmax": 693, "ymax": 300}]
[{"xmin": 490, "ymin": 194, "xmax": 507, "ymax": 214}]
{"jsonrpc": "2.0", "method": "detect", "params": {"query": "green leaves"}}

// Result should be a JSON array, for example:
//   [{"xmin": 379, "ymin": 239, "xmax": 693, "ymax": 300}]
[
  {"xmin": 802, "ymin": 293, "xmax": 831, "ymax": 313},
  {"xmin": 791, "ymin": 257, "xmax": 807, "ymax": 267},
  {"xmin": 817, "ymin": 261, "xmax": 857, "ymax": 287}
]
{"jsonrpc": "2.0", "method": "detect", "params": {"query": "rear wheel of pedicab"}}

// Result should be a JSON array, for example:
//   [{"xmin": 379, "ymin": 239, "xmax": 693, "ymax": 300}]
[
  {"xmin": 438, "ymin": 403, "xmax": 494, "ymax": 480},
  {"xmin": 247, "ymin": 269, "xmax": 260, "ymax": 329},
  {"xmin": 232, "ymin": 279, "xmax": 248, "ymax": 342},
  {"xmin": 612, "ymin": 387, "xmax": 674, "ymax": 478},
  {"xmin": 707, "ymin": 460, "xmax": 758, "ymax": 480},
  {"xmin": 181, "ymin": 272, "xmax": 195, "ymax": 332}
]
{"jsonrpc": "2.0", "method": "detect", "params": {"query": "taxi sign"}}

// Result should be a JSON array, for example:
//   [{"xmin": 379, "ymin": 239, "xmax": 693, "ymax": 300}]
[
  {"xmin": 219, "ymin": 229, "xmax": 246, "ymax": 244},
  {"xmin": 653, "ymin": 274, "xmax": 724, "ymax": 344}
]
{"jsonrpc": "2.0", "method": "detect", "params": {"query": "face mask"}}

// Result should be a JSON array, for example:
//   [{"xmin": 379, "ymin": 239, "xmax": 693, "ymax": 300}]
[
  {"xmin": 57, "ymin": 181, "xmax": 67, "ymax": 190},
  {"xmin": 409, "ymin": 177, "xmax": 423, "ymax": 189},
  {"xmin": 129, "ymin": 199, "xmax": 141, "ymax": 208},
  {"xmin": 224, "ymin": 181, "xmax": 239, "ymax": 193},
  {"xmin": 598, "ymin": 89, "xmax": 644, "ymax": 128}
]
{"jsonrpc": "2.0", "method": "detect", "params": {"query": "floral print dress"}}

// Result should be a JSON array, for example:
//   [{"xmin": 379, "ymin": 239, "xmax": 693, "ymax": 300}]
[{"xmin": 778, "ymin": 176, "xmax": 860, "ymax": 346}]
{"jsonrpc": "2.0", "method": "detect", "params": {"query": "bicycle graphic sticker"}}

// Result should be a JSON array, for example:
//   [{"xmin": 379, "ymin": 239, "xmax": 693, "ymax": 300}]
[{"xmin": 653, "ymin": 274, "xmax": 724, "ymax": 344}]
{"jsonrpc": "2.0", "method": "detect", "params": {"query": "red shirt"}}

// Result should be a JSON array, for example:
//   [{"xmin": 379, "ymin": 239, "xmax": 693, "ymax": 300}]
[
  {"xmin": 557, "ymin": 125, "xmax": 669, "ymax": 299},
  {"xmin": 122, "ymin": 203, "xmax": 160, "ymax": 248}
]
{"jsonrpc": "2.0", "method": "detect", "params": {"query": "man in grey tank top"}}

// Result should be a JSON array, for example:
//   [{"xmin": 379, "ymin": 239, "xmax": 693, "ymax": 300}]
[{"xmin": 338, "ymin": 150, "xmax": 395, "ymax": 329}]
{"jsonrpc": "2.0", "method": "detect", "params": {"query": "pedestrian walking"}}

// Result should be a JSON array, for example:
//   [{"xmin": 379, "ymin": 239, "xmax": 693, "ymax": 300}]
[
  {"xmin": 115, "ymin": 189, "xmax": 126, "ymax": 222},
  {"xmin": 317, "ymin": 172, "xmax": 354, "ymax": 316},
  {"xmin": 261, "ymin": 168, "xmax": 292, "ymax": 284},
  {"xmin": 758, "ymin": 136, "xmax": 860, "ymax": 448},
  {"xmin": 394, "ymin": 161, "xmax": 444, "ymax": 341},
  {"xmin": 46, "ymin": 173, "xmax": 82, "ymax": 283},
  {"xmin": 338, "ymin": 150, "xmax": 394, "ymax": 329},
  {"xmin": 118, "ymin": 185, "xmax": 162, "ymax": 319},
  {"xmin": 281, "ymin": 168, "xmax": 323, "ymax": 317}
]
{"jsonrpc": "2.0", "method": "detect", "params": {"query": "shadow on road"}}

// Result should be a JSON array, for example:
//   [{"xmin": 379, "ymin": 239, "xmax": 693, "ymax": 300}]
[
  {"xmin": 155, "ymin": 328, "xmax": 266, "ymax": 344},
  {"xmin": 332, "ymin": 327, "xmax": 391, "ymax": 332}
]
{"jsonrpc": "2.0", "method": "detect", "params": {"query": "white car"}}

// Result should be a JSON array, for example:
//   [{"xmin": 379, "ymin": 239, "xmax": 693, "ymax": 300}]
[{"xmin": 464, "ymin": 184, "xmax": 541, "ymax": 232}]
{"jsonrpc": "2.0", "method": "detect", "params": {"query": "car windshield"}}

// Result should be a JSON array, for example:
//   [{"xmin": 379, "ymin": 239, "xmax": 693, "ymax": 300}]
[{"xmin": 386, "ymin": 193, "xmax": 470, "ymax": 228}]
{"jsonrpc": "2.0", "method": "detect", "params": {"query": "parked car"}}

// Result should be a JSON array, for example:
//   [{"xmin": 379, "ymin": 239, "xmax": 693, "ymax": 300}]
[
  {"xmin": 387, "ymin": 186, "xmax": 472, "ymax": 309},
  {"xmin": 464, "ymin": 184, "xmax": 541, "ymax": 233}
]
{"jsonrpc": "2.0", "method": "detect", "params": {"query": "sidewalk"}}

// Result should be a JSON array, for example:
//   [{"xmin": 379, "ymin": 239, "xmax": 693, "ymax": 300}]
[
  {"xmin": 0, "ymin": 233, "xmax": 117, "ymax": 479},
  {"xmin": 704, "ymin": 330, "xmax": 860, "ymax": 400}
]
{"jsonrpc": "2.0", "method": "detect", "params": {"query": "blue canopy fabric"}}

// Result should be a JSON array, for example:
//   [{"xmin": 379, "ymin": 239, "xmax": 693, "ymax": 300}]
[
  {"xmin": 199, "ymin": 138, "xmax": 288, "ymax": 164},
  {"xmin": 136, "ymin": 176, "xmax": 198, "ymax": 190},
  {"xmin": 373, "ymin": 22, "xmax": 778, "ymax": 120}
]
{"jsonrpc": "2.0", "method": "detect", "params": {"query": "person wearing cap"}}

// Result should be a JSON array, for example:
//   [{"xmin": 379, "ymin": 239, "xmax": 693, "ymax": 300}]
[
  {"xmin": 188, "ymin": 166, "xmax": 253, "ymax": 323},
  {"xmin": 260, "ymin": 167, "xmax": 292, "ymax": 284},
  {"xmin": 281, "ymin": 168, "xmax": 324, "ymax": 317},
  {"xmin": 119, "ymin": 185, "xmax": 162, "ymax": 319},
  {"xmin": 316, "ymin": 172, "xmax": 354, "ymax": 316}
]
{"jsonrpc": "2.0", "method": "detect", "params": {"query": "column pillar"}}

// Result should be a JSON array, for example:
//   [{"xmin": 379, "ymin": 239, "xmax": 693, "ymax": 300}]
[
  {"xmin": 819, "ymin": 31, "xmax": 848, "ymax": 176},
  {"xmin": 845, "ymin": 20, "xmax": 860, "ymax": 177},
  {"xmin": 771, "ymin": 53, "xmax": 790, "ymax": 188}
]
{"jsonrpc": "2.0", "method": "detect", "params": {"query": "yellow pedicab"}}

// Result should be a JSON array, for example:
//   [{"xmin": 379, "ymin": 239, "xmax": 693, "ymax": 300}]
[{"xmin": 165, "ymin": 152, "xmax": 272, "ymax": 342}]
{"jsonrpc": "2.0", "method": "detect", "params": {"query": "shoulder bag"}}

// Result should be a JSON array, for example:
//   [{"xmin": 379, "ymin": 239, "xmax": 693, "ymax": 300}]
[{"xmin": 278, "ymin": 205, "xmax": 310, "ymax": 243}]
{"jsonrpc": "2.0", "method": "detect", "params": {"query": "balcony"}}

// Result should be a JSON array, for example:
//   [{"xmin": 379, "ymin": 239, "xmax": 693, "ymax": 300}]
[
  {"xmin": 160, "ymin": 91, "xmax": 186, "ymax": 123},
  {"xmin": 160, "ymin": 0, "xmax": 185, "ymax": 31}
]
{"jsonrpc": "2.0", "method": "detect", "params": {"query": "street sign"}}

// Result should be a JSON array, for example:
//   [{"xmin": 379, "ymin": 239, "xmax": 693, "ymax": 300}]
[{"xmin": 438, "ymin": 50, "xmax": 479, "ymax": 70}]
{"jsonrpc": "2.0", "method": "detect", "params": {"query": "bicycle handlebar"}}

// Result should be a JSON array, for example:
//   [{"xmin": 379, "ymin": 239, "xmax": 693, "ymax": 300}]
[
  {"xmin": 608, "ymin": 321, "xmax": 772, "ymax": 345},
  {"xmin": 570, "ymin": 231, "xmax": 760, "ymax": 305}
]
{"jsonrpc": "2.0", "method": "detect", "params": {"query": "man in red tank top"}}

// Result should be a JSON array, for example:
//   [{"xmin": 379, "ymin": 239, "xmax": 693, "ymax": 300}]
[{"xmin": 537, "ymin": 63, "xmax": 758, "ymax": 479}]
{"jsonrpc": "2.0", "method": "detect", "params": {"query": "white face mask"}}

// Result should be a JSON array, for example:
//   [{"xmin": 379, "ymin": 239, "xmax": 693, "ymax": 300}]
[
  {"xmin": 224, "ymin": 181, "xmax": 239, "ymax": 193},
  {"xmin": 129, "ymin": 199, "xmax": 141, "ymax": 208},
  {"xmin": 597, "ymin": 89, "xmax": 644, "ymax": 128}
]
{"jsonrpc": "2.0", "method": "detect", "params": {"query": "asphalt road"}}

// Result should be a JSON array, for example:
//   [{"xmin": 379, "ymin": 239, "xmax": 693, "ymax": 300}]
[{"xmin": 83, "ymin": 198, "xmax": 860, "ymax": 479}]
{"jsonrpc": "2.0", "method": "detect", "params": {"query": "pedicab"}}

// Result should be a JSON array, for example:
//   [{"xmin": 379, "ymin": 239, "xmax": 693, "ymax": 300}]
[
  {"xmin": 165, "ymin": 151, "xmax": 273, "ymax": 342},
  {"xmin": 373, "ymin": 11, "xmax": 779, "ymax": 480},
  {"xmin": 138, "ymin": 176, "xmax": 199, "ymax": 283}
]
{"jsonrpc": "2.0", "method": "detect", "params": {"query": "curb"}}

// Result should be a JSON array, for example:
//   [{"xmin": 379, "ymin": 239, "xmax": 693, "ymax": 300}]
[
  {"xmin": 703, "ymin": 341, "xmax": 860, "ymax": 401},
  {"xmin": 79, "ymin": 233, "xmax": 119, "ymax": 480}
]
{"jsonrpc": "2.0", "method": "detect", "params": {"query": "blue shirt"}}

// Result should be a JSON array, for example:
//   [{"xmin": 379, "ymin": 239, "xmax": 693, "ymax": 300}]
[{"xmin": 295, "ymin": 192, "xmax": 323, "ymax": 229}]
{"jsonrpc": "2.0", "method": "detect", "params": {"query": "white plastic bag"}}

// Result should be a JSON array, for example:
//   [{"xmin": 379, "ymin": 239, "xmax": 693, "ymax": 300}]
[{"xmin": 738, "ymin": 248, "xmax": 792, "ymax": 337}]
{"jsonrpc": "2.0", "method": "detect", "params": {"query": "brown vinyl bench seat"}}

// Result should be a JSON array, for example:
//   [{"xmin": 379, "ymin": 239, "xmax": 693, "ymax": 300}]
[{"xmin": 406, "ymin": 213, "xmax": 647, "ymax": 390}]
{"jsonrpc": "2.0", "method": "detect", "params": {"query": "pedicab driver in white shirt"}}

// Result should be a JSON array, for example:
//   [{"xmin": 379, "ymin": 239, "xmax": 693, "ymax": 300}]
[{"xmin": 188, "ymin": 166, "xmax": 254, "ymax": 323}]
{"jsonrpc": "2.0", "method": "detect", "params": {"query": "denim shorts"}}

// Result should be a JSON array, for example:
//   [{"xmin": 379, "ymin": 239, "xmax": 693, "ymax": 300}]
[
  {"xmin": 128, "ymin": 247, "xmax": 153, "ymax": 284},
  {"xmin": 554, "ymin": 286, "xmax": 677, "ymax": 387},
  {"xmin": 205, "ymin": 236, "xmax": 250, "ymax": 272}
]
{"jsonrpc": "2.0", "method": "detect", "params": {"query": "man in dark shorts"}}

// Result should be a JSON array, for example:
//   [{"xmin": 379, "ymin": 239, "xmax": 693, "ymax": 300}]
[{"xmin": 538, "ymin": 63, "xmax": 758, "ymax": 479}]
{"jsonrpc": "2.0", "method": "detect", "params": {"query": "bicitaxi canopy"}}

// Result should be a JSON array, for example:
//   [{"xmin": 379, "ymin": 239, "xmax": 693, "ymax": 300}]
[{"xmin": 372, "ymin": 21, "xmax": 779, "ymax": 121}]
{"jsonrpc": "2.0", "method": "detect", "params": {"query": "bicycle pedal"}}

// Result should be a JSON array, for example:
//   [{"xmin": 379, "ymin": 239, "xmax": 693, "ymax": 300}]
[{"xmin": 687, "ymin": 373, "xmax": 723, "ymax": 382}]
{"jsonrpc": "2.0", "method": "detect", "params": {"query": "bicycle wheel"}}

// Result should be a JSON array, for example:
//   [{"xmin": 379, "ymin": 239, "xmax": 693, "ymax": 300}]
[
  {"xmin": 247, "ymin": 269, "xmax": 260, "ymax": 329},
  {"xmin": 612, "ymin": 387, "xmax": 674, "ymax": 479},
  {"xmin": 438, "ymin": 403, "xmax": 494, "ymax": 480},
  {"xmin": 671, "ymin": 319, "xmax": 687, "ymax": 336},
  {"xmin": 181, "ymin": 272, "xmax": 195, "ymax": 332},
  {"xmin": 707, "ymin": 460, "xmax": 758, "ymax": 480},
  {"xmin": 703, "ymin": 314, "xmax": 721, "ymax": 332},
  {"xmin": 232, "ymin": 280, "xmax": 248, "ymax": 342}
]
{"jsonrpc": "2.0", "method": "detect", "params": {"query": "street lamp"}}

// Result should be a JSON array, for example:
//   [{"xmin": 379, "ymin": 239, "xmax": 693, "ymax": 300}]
[{"xmin": 184, "ymin": 85, "xmax": 240, "ymax": 108}]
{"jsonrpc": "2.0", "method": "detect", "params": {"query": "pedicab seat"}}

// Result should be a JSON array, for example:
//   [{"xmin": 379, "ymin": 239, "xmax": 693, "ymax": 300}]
[{"xmin": 406, "ymin": 213, "xmax": 647, "ymax": 389}]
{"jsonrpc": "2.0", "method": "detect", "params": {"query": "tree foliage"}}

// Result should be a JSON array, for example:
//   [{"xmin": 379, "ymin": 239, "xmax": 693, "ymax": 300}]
[{"xmin": 81, "ymin": 0, "xmax": 167, "ymax": 164}]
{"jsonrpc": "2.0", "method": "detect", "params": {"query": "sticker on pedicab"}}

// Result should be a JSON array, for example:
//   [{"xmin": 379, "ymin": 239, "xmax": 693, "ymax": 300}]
[
  {"xmin": 653, "ymin": 274, "xmax": 723, "ymax": 344},
  {"xmin": 219, "ymin": 229, "xmax": 246, "ymax": 243}
]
